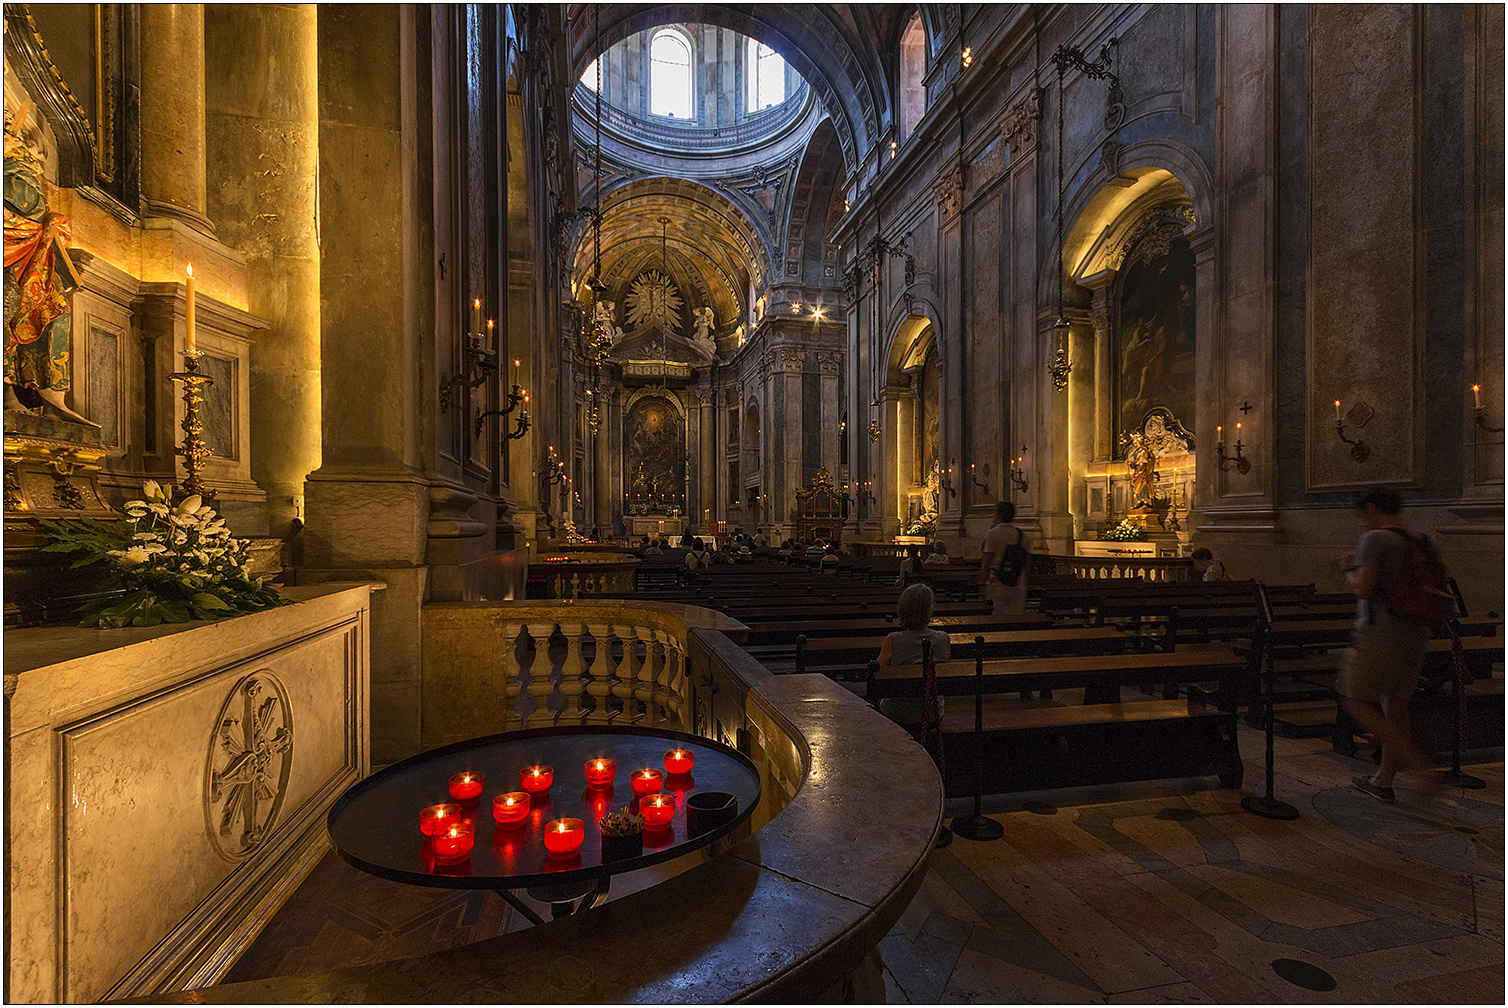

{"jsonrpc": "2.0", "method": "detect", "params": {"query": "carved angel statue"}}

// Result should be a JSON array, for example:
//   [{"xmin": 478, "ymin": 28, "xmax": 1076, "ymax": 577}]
[{"xmin": 688, "ymin": 305, "xmax": 717, "ymax": 360}]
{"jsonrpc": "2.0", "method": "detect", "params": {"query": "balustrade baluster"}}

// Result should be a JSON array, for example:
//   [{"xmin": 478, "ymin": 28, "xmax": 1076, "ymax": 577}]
[
  {"xmin": 634, "ymin": 627, "xmax": 659, "ymax": 724},
  {"xmin": 523, "ymin": 622, "xmax": 557, "ymax": 727},
  {"xmin": 500, "ymin": 622, "xmax": 525, "ymax": 731},
  {"xmin": 584, "ymin": 623, "xmax": 615, "ymax": 723},
  {"xmin": 610, "ymin": 623, "xmax": 640, "ymax": 723},
  {"xmin": 559, "ymin": 623, "xmax": 588, "ymax": 724},
  {"xmin": 654, "ymin": 629, "xmax": 678, "ymax": 727}
]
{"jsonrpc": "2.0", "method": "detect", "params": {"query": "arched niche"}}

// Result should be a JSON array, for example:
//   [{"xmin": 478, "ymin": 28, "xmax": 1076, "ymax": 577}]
[
  {"xmin": 1060, "ymin": 165, "xmax": 1203, "ymax": 543},
  {"xmin": 883, "ymin": 313, "xmax": 940, "ymax": 530}
]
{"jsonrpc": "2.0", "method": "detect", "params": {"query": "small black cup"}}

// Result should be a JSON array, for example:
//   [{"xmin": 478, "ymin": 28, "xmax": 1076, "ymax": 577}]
[{"xmin": 685, "ymin": 791, "xmax": 738, "ymax": 835}]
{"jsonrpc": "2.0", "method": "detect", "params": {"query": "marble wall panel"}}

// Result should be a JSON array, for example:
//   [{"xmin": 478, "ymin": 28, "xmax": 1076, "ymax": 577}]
[
  {"xmin": 1307, "ymin": 5, "xmax": 1420, "ymax": 489},
  {"xmin": 87, "ymin": 324, "xmax": 121, "ymax": 448},
  {"xmin": 4, "ymin": 586, "xmax": 370, "ymax": 1003},
  {"xmin": 966, "ymin": 192, "xmax": 1004, "ymax": 508}
]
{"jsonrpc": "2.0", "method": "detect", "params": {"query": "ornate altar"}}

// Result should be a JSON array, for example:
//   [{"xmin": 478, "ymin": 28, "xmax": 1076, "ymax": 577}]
[{"xmin": 791, "ymin": 466, "xmax": 846, "ymax": 545}]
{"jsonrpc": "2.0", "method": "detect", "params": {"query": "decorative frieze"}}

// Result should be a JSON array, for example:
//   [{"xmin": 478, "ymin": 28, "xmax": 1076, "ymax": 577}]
[{"xmin": 1109, "ymin": 201, "xmax": 1196, "ymax": 270}]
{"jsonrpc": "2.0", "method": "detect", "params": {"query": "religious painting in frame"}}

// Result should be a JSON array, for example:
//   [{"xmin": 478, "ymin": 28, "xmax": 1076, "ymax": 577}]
[
  {"xmin": 1114, "ymin": 230, "xmax": 1196, "ymax": 458},
  {"xmin": 623, "ymin": 394, "xmax": 686, "ymax": 515}
]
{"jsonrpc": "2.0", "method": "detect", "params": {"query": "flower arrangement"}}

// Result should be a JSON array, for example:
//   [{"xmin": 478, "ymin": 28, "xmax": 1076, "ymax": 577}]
[
  {"xmin": 904, "ymin": 516, "xmax": 936, "ymax": 536},
  {"xmin": 599, "ymin": 805, "xmax": 644, "ymax": 837},
  {"xmin": 34, "ymin": 480, "xmax": 288, "ymax": 628},
  {"xmin": 1101, "ymin": 518, "xmax": 1150, "ymax": 542}
]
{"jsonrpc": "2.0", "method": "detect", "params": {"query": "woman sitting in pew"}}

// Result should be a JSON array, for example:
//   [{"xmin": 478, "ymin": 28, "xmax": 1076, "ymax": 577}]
[{"xmin": 875, "ymin": 584, "xmax": 949, "ymax": 731}]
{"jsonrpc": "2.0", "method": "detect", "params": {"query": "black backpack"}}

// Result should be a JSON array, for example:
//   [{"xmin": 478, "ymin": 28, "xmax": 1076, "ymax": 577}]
[{"xmin": 995, "ymin": 527, "xmax": 1027, "ymax": 587}]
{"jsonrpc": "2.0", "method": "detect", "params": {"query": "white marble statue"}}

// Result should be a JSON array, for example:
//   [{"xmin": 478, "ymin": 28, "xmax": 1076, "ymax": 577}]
[{"xmin": 689, "ymin": 306, "xmax": 718, "ymax": 360}]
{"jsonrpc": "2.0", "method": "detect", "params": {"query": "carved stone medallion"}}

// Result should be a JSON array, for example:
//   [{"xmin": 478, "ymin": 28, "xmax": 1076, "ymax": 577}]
[{"xmin": 205, "ymin": 672, "xmax": 294, "ymax": 862}]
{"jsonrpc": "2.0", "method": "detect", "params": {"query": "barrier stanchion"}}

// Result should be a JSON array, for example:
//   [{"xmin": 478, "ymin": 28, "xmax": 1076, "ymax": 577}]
[
  {"xmin": 1441, "ymin": 621, "xmax": 1486, "ymax": 789},
  {"xmin": 1242, "ymin": 582, "xmax": 1300, "ymax": 820},
  {"xmin": 951, "ymin": 637, "xmax": 1003, "ymax": 841}
]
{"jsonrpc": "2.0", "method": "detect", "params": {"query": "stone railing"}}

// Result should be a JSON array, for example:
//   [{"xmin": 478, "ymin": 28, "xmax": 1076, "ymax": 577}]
[
  {"xmin": 530, "ymin": 552, "xmax": 640, "ymax": 599},
  {"xmin": 1054, "ymin": 553, "xmax": 1193, "ymax": 582},
  {"xmin": 148, "ymin": 599, "xmax": 940, "ymax": 1003}
]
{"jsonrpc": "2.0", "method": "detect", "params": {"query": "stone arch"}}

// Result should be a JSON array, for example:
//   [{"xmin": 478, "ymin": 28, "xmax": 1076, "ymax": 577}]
[{"xmin": 783, "ymin": 119, "xmax": 847, "ymax": 287}]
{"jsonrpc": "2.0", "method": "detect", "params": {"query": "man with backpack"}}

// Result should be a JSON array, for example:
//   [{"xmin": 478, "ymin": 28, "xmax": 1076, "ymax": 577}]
[
  {"xmin": 980, "ymin": 500, "xmax": 1030, "ymax": 617},
  {"xmin": 1341, "ymin": 488, "xmax": 1448, "ymax": 801}
]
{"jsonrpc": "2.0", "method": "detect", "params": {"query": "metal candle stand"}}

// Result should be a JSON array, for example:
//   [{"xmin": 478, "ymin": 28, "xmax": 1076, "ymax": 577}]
[
  {"xmin": 475, "ymin": 384, "xmax": 530, "ymax": 441},
  {"xmin": 169, "ymin": 352, "xmax": 215, "ymax": 503},
  {"xmin": 439, "ymin": 333, "xmax": 497, "ymax": 413},
  {"xmin": 1241, "ymin": 582, "xmax": 1300, "ymax": 820},
  {"xmin": 1440, "ymin": 579, "xmax": 1486, "ymax": 789},
  {"xmin": 949, "ymin": 637, "xmax": 1005, "ymax": 842}
]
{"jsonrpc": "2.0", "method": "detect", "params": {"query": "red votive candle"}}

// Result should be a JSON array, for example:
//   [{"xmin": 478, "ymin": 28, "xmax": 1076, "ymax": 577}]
[
  {"xmin": 420, "ymin": 803, "xmax": 462, "ymax": 836},
  {"xmin": 664, "ymin": 748, "xmax": 694, "ymax": 775},
  {"xmin": 432, "ymin": 821, "xmax": 475, "ymax": 863},
  {"xmin": 448, "ymin": 771, "xmax": 484, "ymax": 802},
  {"xmin": 493, "ymin": 791, "xmax": 530, "ymax": 826},
  {"xmin": 520, "ymin": 765, "xmax": 553, "ymax": 794},
  {"xmin": 543, "ymin": 817, "xmax": 584, "ymax": 858},
  {"xmin": 630, "ymin": 768, "xmax": 664, "ymax": 796},
  {"xmin": 584, "ymin": 758, "xmax": 616, "ymax": 787},
  {"xmin": 640, "ymin": 793, "xmax": 675, "ymax": 830}
]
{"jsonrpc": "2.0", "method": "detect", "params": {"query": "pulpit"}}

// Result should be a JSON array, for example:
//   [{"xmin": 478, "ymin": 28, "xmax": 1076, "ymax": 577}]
[{"xmin": 791, "ymin": 466, "xmax": 845, "ymax": 545}]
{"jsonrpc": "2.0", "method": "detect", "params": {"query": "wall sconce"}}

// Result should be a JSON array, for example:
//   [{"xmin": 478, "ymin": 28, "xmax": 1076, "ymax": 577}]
[
  {"xmin": 868, "ymin": 398, "xmax": 882, "ymax": 443},
  {"xmin": 861, "ymin": 480, "xmax": 876, "ymax": 507},
  {"xmin": 942, "ymin": 461, "xmax": 958, "ymax": 500},
  {"xmin": 1473, "ymin": 385, "xmax": 1503, "ymax": 433},
  {"xmin": 970, "ymin": 462, "xmax": 991, "ymax": 497},
  {"xmin": 440, "ymin": 309, "xmax": 497, "ymax": 412},
  {"xmin": 1332, "ymin": 402, "xmax": 1368, "ymax": 462},
  {"xmin": 889, "ymin": 140, "xmax": 897, "ymax": 159},
  {"xmin": 544, "ymin": 446, "xmax": 567, "ymax": 486},
  {"xmin": 1216, "ymin": 424, "xmax": 1251, "ymax": 474},
  {"xmin": 1010, "ymin": 447, "xmax": 1029, "ymax": 494},
  {"xmin": 961, "ymin": 46, "xmax": 973, "ymax": 68},
  {"xmin": 475, "ymin": 380, "xmax": 527, "ymax": 438}
]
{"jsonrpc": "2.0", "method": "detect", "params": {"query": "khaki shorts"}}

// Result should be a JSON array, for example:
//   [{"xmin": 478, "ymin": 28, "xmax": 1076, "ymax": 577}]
[{"xmin": 1339, "ymin": 631, "xmax": 1430, "ymax": 704}]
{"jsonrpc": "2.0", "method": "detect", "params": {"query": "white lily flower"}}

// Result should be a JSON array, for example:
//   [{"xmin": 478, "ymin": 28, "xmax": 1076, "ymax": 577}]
[
  {"xmin": 107, "ymin": 546, "xmax": 151, "ymax": 566},
  {"xmin": 142, "ymin": 480, "xmax": 163, "ymax": 501}
]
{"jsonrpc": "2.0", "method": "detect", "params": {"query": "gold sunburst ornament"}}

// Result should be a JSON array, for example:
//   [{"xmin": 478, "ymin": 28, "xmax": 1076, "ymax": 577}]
[{"xmin": 626, "ymin": 269, "xmax": 682, "ymax": 332}]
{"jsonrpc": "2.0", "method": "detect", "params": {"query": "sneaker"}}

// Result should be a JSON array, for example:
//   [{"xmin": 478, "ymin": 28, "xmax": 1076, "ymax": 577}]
[{"xmin": 1352, "ymin": 775, "xmax": 1395, "ymax": 802}]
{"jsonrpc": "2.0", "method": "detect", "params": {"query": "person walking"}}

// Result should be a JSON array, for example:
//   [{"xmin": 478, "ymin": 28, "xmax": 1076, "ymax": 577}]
[
  {"xmin": 1341, "ymin": 488, "xmax": 1438, "ymax": 801},
  {"xmin": 980, "ymin": 501, "xmax": 1030, "ymax": 616}
]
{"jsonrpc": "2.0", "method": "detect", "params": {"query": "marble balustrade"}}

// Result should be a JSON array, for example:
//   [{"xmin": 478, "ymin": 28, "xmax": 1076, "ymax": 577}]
[{"xmin": 141, "ymin": 598, "xmax": 941, "ymax": 1003}]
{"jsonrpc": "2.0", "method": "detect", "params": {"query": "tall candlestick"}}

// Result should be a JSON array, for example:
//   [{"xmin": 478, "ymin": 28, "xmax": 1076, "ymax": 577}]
[
  {"xmin": 485, "ymin": 319, "xmax": 494, "ymax": 353},
  {"xmin": 184, "ymin": 264, "xmax": 197, "ymax": 355},
  {"xmin": 1334, "ymin": 400, "xmax": 1342, "ymax": 421},
  {"xmin": 472, "ymin": 298, "xmax": 482, "ymax": 337},
  {"xmin": 1473, "ymin": 384, "xmax": 1482, "ymax": 409},
  {"xmin": 514, "ymin": 358, "xmax": 521, "ymax": 387},
  {"xmin": 1216, "ymin": 425, "xmax": 1223, "ymax": 442}
]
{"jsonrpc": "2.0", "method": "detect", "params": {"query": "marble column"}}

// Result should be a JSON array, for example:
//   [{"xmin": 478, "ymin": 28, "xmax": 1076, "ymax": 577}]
[
  {"xmin": 699, "ymin": 388, "xmax": 716, "ymax": 532},
  {"xmin": 818, "ymin": 350, "xmax": 842, "ymax": 474},
  {"xmin": 204, "ymin": 4, "xmax": 321, "ymax": 541},
  {"xmin": 779, "ymin": 345, "xmax": 803, "ymax": 525},
  {"xmin": 139, "ymin": 3, "xmax": 213, "ymax": 232},
  {"xmin": 1083, "ymin": 274, "xmax": 1116, "ymax": 462},
  {"xmin": 301, "ymin": 5, "xmax": 428, "ymax": 764},
  {"xmin": 892, "ymin": 383, "xmax": 916, "ymax": 525},
  {"xmin": 593, "ymin": 386, "xmax": 611, "ymax": 534}
]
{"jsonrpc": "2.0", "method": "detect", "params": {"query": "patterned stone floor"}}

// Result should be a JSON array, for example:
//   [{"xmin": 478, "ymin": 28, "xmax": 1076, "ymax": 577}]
[{"xmin": 226, "ymin": 727, "xmax": 1504, "ymax": 1003}]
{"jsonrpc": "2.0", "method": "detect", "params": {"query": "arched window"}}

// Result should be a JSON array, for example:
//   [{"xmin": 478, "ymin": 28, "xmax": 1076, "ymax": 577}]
[
  {"xmin": 650, "ymin": 29, "xmax": 693, "ymax": 119},
  {"xmin": 747, "ymin": 38, "xmax": 786, "ymax": 111},
  {"xmin": 898, "ymin": 14, "xmax": 926, "ymax": 142}
]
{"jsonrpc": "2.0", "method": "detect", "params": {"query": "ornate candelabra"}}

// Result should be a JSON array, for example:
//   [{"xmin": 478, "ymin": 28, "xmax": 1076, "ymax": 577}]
[
  {"xmin": 170, "ymin": 351, "xmax": 215, "ymax": 501},
  {"xmin": 1216, "ymin": 424, "xmax": 1252, "ymax": 474},
  {"xmin": 941, "ymin": 462, "xmax": 957, "ymax": 500},
  {"xmin": 861, "ymin": 481, "xmax": 877, "ymax": 507}
]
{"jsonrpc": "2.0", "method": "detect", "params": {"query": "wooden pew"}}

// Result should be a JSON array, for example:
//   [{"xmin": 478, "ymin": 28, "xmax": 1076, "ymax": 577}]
[
  {"xmin": 865, "ymin": 649, "xmax": 1248, "ymax": 797},
  {"xmin": 795, "ymin": 626, "xmax": 1130, "ymax": 677}
]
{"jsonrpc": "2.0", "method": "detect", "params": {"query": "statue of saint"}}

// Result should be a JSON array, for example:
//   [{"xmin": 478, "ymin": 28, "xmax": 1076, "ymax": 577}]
[
  {"xmin": 689, "ymin": 306, "xmax": 717, "ymax": 360},
  {"xmin": 4, "ymin": 97, "xmax": 93, "ymax": 425},
  {"xmin": 1126, "ymin": 431, "xmax": 1157, "ymax": 507}
]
